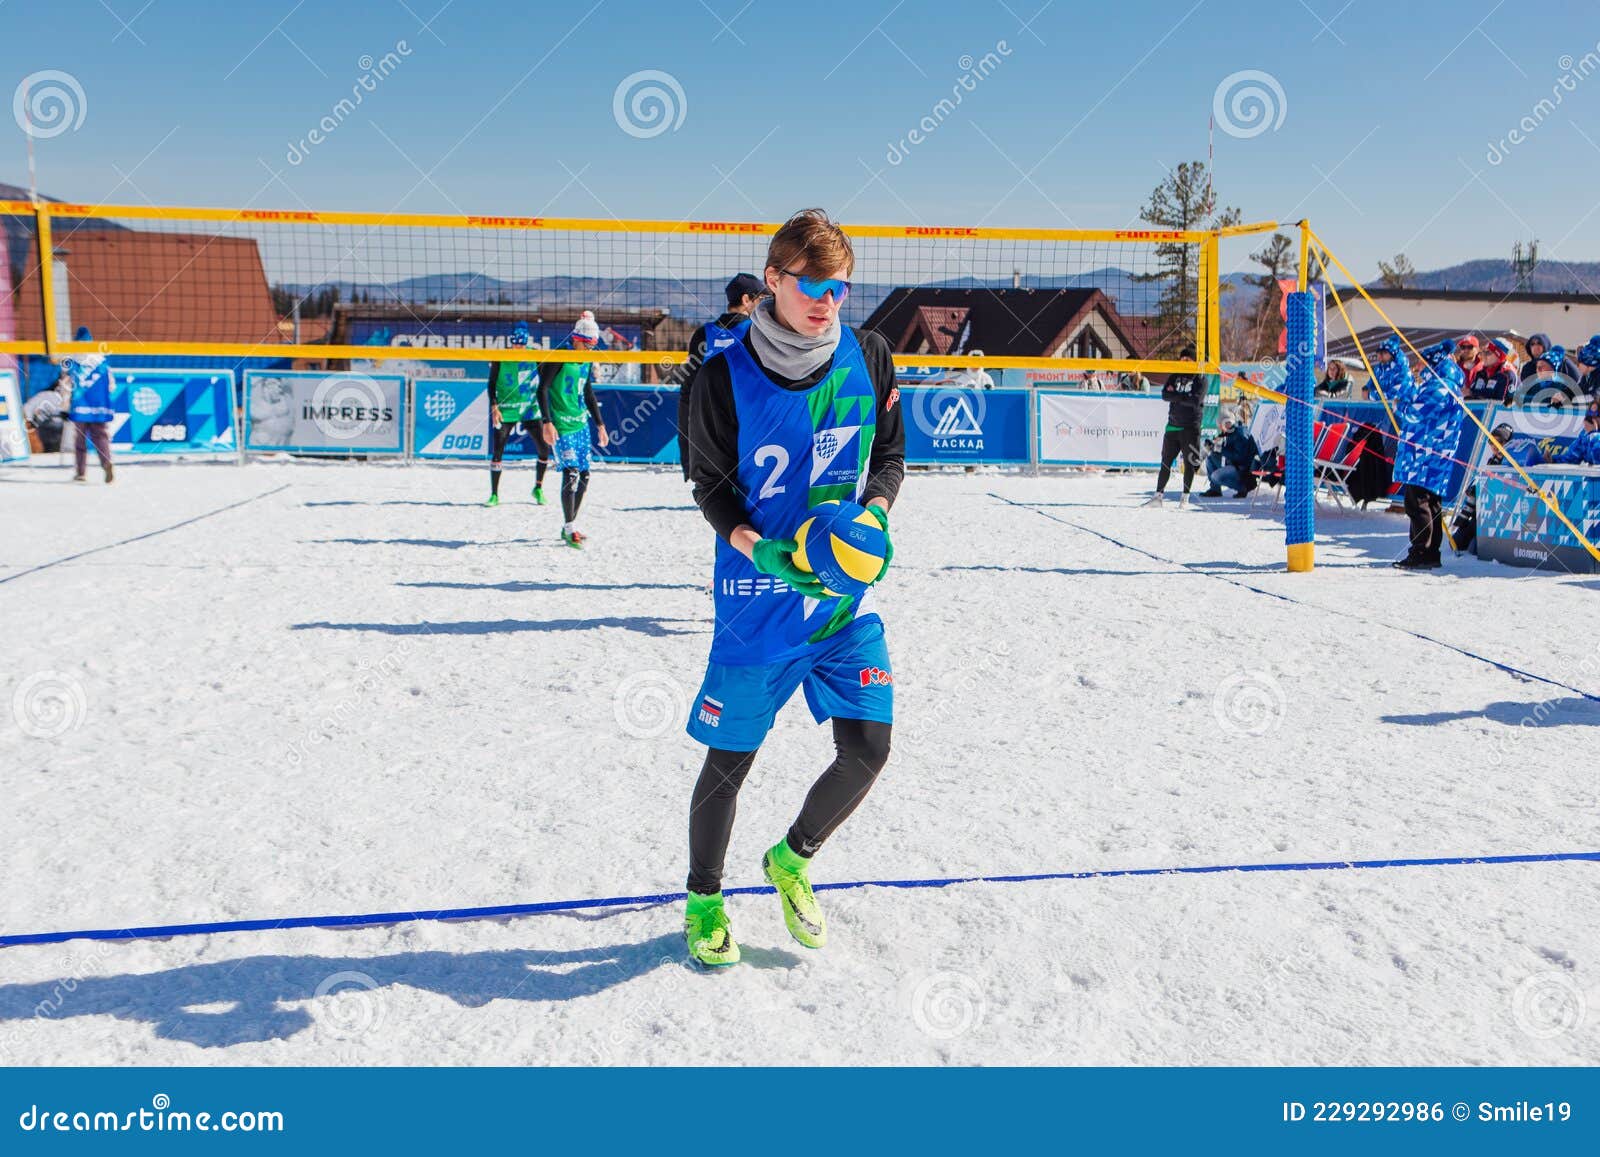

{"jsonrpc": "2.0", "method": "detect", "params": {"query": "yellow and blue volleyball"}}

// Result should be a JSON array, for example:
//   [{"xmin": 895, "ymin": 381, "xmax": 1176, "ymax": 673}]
[{"xmin": 791, "ymin": 499, "xmax": 888, "ymax": 599}]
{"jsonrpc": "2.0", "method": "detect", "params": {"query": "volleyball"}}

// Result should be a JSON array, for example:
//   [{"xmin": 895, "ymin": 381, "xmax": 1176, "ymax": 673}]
[{"xmin": 791, "ymin": 500, "xmax": 889, "ymax": 599}]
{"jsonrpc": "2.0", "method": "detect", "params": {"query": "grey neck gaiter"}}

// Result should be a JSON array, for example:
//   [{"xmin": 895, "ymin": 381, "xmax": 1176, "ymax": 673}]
[{"xmin": 748, "ymin": 296, "xmax": 840, "ymax": 381}]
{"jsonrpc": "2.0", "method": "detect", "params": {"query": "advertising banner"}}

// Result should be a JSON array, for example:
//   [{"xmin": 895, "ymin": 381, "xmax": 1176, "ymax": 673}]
[
  {"xmin": 0, "ymin": 370, "xmax": 28, "ymax": 462},
  {"xmin": 347, "ymin": 318, "xmax": 644, "ymax": 384},
  {"xmin": 243, "ymin": 370, "xmax": 406, "ymax": 455},
  {"xmin": 108, "ymin": 368, "xmax": 237, "ymax": 455},
  {"xmin": 413, "ymin": 378, "xmax": 490, "ymax": 459},
  {"xmin": 593, "ymin": 385, "xmax": 681, "ymax": 464},
  {"xmin": 1037, "ymin": 391, "xmax": 1169, "ymax": 466},
  {"xmin": 902, "ymin": 387, "xmax": 1030, "ymax": 464},
  {"xmin": 1477, "ymin": 464, "xmax": 1600, "ymax": 573}
]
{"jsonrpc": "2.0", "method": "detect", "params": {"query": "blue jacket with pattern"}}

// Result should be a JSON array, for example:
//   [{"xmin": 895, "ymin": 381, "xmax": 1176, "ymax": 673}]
[{"xmin": 1392, "ymin": 341, "xmax": 1465, "ymax": 494}]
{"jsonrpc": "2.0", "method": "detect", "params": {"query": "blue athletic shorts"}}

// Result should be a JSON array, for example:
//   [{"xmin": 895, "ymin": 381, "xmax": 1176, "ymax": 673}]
[
  {"xmin": 555, "ymin": 427, "xmax": 592, "ymax": 471},
  {"xmin": 686, "ymin": 616, "xmax": 893, "ymax": 751}
]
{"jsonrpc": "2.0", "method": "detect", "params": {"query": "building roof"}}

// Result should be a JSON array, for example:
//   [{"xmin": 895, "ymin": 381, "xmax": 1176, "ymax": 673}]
[
  {"xmin": 1327, "ymin": 325, "xmax": 1526, "ymax": 363},
  {"xmin": 1350, "ymin": 285, "xmax": 1600, "ymax": 307},
  {"xmin": 14, "ymin": 229, "xmax": 281, "ymax": 345},
  {"xmin": 861, "ymin": 286, "xmax": 1144, "ymax": 358}
]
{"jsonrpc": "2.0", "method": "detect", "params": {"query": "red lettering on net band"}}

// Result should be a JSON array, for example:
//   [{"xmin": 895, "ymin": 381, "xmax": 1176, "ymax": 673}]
[
  {"xmin": 904, "ymin": 227, "xmax": 978, "ymax": 237},
  {"xmin": 237, "ymin": 210, "xmax": 320, "ymax": 222},
  {"xmin": 688, "ymin": 222, "xmax": 765, "ymax": 233},
  {"xmin": 468, "ymin": 216, "xmax": 545, "ymax": 228}
]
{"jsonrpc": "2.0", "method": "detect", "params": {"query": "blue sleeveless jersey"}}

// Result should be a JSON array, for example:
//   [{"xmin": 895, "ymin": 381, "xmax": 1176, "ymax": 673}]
[
  {"xmin": 703, "ymin": 316, "xmax": 751, "ymax": 361},
  {"xmin": 711, "ymin": 328, "xmax": 880, "ymax": 665}
]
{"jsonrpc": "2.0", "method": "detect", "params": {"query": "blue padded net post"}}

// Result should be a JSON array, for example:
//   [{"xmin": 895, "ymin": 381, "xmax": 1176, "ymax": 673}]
[{"xmin": 1283, "ymin": 290, "xmax": 1316, "ymax": 571}]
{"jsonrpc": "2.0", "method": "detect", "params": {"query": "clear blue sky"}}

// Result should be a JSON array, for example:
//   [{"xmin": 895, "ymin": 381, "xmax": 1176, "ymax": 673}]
[{"xmin": 8, "ymin": 0, "xmax": 1599, "ymax": 278}]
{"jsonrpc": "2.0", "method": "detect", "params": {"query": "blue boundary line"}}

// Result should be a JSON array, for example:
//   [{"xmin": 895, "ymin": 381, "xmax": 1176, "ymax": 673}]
[
  {"xmin": 992, "ymin": 493, "xmax": 1600, "ymax": 704},
  {"xmin": 2, "ymin": 850, "xmax": 1595, "ymax": 949}
]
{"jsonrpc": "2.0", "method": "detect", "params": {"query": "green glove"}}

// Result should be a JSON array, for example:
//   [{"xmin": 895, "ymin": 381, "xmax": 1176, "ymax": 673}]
[
  {"xmin": 865, "ymin": 503, "xmax": 893, "ymax": 582},
  {"xmin": 808, "ymin": 595, "xmax": 857, "ymax": 644},
  {"xmin": 751, "ymin": 537, "xmax": 827, "ymax": 598}
]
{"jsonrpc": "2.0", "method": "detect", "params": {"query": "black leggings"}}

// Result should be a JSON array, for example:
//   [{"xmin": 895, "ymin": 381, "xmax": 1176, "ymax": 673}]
[
  {"xmin": 560, "ymin": 469, "xmax": 590, "ymax": 522},
  {"xmin": 687, "ymin": 718, "xmax": 892, "ymax": 895},
  {"xmin": 489, "ymin": 421, "xmax": 549, "ymax": 495},
  {"xmin": 1156, "ymin": 426, "xmax": 1202, "ymax": 493}
]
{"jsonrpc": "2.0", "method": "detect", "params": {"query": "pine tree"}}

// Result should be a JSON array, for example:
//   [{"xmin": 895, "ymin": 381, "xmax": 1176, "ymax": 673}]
[
  {"xmin": 1376, "ymin": 253, "xmax": 1415, "ymax": 289},
  {"xmin": 1133, "ymin": 161, "xmax": 1241, "ymax": 358}
]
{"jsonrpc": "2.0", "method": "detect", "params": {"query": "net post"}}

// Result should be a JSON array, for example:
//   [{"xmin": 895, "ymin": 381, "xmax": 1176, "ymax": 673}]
[
  {"xmin": 34, "ymin": 201, "xmax": 57, "ymax": 358},
  {"xmin": 1284, "ymin": 290, "xmax": 1316, "ymax": 571},
  {"xmin": 1204, "ymin": 233, "xmax": 1221, "ymax": 369}
]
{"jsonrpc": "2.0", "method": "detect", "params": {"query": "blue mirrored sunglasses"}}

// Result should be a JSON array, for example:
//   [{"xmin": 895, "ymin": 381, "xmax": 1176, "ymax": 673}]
[{"xmin": 782, "ymin": 268, "xmax": 851, "ymax": 302}]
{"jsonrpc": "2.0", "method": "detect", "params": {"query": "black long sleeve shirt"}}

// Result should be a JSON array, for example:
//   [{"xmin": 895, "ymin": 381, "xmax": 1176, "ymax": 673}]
[
  {"xmin": 685, "ymin": 328, "xmax": 905, "ymax": 542},
  {"xmin": 1161, "ymin": 372, "xmax": 1206, "ymax": 429}
]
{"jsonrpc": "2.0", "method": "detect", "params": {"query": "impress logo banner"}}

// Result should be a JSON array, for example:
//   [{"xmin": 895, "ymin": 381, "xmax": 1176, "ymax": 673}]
[
  {"xmin": 243, "ymin": 371, "xmax": 406, "ymax": 454},
  {"xmin": 1037, "ymin": 391, "xmax": 1169, "ymax": 466}
]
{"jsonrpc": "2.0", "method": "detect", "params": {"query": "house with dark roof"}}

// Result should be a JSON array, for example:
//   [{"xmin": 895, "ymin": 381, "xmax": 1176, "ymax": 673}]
[
  {"xmin": 13, "ymin": 228, "xmax": 281, "ymax": 346},
  {"xmin": 861, "ymin": 286, "xmax": 1146, "ymax": 361}
]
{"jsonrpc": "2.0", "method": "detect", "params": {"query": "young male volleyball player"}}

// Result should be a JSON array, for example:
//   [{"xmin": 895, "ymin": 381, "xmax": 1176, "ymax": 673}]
[{"xmin": 679, "ymin": 209, "xmax": 905, "ymax": 967}]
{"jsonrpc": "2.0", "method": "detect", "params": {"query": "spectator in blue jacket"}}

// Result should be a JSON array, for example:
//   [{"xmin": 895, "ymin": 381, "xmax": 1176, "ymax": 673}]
[
  {"xmin": 1392, "ymin": 339, "xmax": 1465, "ymax": 570},
  {"xmin": 1576, "ymin": 336, "xmax": 1600, "ymax": 403},
  {"xmin": 1516, "ymin": 335, "xmax": 1581, "ymax": 406},
  {"xmin": 1200, "ymin": 417, "xmax": 1260, "ymax": 497},
  {"xmin": 1557, "ymin": 408, "xmax": 1600, "ymax": 465},
  {"xmin": 1365, "ymin": 335, "xmax": 1412, "ymax": 402},
  {"xmin": 61, "ymin": 326, "xmax": 115, "ymax": 483}
]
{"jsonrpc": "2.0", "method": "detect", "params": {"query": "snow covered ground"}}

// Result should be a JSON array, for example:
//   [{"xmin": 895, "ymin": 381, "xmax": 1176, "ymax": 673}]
[{"xmin": 2, "ymin": 457, "xmax": 1597, "ymax": 1065}]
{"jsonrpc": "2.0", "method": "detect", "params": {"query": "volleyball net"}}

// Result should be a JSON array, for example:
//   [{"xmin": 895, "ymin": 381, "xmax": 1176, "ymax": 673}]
[{"xmin": 0, "ymin": 199, "xmax": 1258, "ymax": 374}]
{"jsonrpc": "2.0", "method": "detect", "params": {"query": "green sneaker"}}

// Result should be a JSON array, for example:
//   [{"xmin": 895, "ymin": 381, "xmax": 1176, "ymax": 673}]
[
  {"xmin": 684, "ymin": 892, "xmax": 740, "ymax": 967},
  {"xmin": 532, "ymin": 484, "xmax": 546, "ymax": 505},
  {"xmin": 561, "ymin": 527, "xmax": 586, "ymax": 549},
  {"xmin": 484, "ymin": 493, "xmax": 499, "ymax": 507},
  {"xmin": 762, "ymin": 839, "xmax": 826, "ymax": 949}
]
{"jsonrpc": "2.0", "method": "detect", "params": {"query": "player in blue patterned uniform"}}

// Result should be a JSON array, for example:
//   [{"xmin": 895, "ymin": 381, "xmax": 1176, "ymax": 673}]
[
  {"xmin": 680, "ymin": 210, "xmax": 905, "ymax": 966},
  {"xmin": 674, "ymin": 272, "xmax": 764, "ymax": 481}
]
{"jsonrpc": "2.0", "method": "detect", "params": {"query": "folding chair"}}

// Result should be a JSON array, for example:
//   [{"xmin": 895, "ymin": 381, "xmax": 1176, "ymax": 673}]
[
  {"xmin": 1311, "ymin": 421, "xmax": 1350, "ymax": 504},
  {"xmin": 1315, "ymin": 425, "xmax": 1367, "ymax": 507}
]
